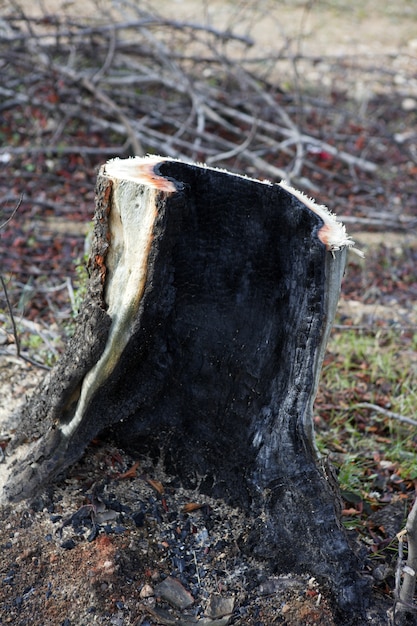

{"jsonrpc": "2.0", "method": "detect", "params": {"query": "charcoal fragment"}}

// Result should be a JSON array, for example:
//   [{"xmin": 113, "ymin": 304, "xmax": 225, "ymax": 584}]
[
  {"xmin": 14, "ymin": 596, "xmax": 23, "ymax": 609},
  {"xmin": 87, "ymin": 525, "xmax": 99, "ymax": 542},
  {"xmin": 132, "ymin": 511, "xmax": 145, "ymax": 527}
]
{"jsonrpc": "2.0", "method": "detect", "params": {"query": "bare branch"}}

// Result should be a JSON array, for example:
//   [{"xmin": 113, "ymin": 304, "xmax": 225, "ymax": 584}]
[
  {"xmin": 0, "ymin": 195, "xmax": 22, "ymax": 230},
  {"xmin": 0, "ymin": 276, "xmax": 50, "ymax": 371},
  {"xmin": 351, "ymin": 402, "xmax": 417, "ymax": 428},
  {"xmin": 400, "ymin": 499, "xmax": 417, "ymax": 608},
  {"xmin": 391, "ymin": 500, "xmax": 417, "ymax": 624}
]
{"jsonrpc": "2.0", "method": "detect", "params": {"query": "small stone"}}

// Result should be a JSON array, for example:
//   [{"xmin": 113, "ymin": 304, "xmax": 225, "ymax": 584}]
[
  {"xmin": 205, "ymin": 594, "xmax": 234, "ymax": 619},
  {"xmin": 198, "ymin": 615, "xmax": 232, "ymax": 626},
  {"xmin": 132, "ymin": 511, "xmax": 145, "ymax": 527},
  {"xmin": 258, "ymin": 575, "xmax": 303, "ymax": 595},
  {"xmin": 140, "ymin": 583, "xmax": 154, "ymax": 598},
  {"xmin": 402, "ymin": 98, "xmax": 417, "ymax": 111},
  {"xmin": 154, "ymin": 576, "xmax": 194, "ymax": 609},
  {"xmin": 60, "ymin": 538, "xmax": 76, "ymax": 550},
  {"xmin": 373, "ymin": 564, "xmax": 391, "ymax": 581},
  {"xmin": 394, "ymin": 130, "xmax": 415, "ymax": 143}
]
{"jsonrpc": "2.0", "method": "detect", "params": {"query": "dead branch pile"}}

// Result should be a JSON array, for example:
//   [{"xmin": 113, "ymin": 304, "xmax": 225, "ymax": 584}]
[
  {"xmin": 1, "ymin": 0, "xmax": 417, "ymax": 337},
  {"xmin": 0, "ymin": 0, "xmax": 380, "ymax": 192}
]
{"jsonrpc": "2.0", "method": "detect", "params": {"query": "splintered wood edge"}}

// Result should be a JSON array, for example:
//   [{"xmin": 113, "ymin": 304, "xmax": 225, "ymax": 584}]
[
  {"xmin": 104, "ymin": 155, "xmax": 177, "ymax": 193},
  {"xmin": 103, "ymin": 155, "xmax": 361, "ymax": 255}
]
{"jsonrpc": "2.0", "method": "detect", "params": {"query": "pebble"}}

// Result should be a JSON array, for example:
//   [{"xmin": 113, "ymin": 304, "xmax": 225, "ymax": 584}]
[
  {"xmin": 258, "ymin": 575, "xmax": 303, "ymax": 596},
  {"xmin": 402, "ymin": 97, "xmax": 417, "ymax": 111},
  {"xmin": 154, "ymin": 576, "xmax": 194, "ymax": 609},
  {"xmin": 205, "ymin": 594, "xmax": 234, "ymax": 619},
  {"xmin": 199, "ymin": 618, "xmax": 232, "ymax": 626},
  {"xmin": 60, "ymin": 538, "xmax": 76, "ymax": 550},
  {"xmin": 140, "ymin": 583, "xmax": 154, "ymax": 598}
]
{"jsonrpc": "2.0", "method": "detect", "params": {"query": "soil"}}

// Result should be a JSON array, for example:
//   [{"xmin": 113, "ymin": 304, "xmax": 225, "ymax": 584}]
[
  {"xmin": 1, "ymin": 1, "xmax": 417, "ymax": 624},
  {"xmin": 0, "ymin": 433, "xmax": 343, "ymax": 626}
]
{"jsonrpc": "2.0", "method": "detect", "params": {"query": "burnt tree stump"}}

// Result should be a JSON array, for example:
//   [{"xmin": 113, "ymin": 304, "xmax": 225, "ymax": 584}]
[{"xmin": 3, "ymin": 156, "xmax": 368, "ymax": 621}]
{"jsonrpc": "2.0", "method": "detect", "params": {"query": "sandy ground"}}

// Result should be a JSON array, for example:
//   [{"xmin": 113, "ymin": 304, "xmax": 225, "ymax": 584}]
[{"xmin": 12, "ymin": 0, "xmax": 417, "ymax": 69}]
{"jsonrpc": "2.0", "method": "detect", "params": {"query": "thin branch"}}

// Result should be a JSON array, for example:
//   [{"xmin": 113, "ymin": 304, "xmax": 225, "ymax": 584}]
[
  {"xmin": 394, "ymin": 529, "xmax": 407, "ymax": 606},
  {"xmin": 206, "ymin": 118, "xmax": 258, "ymax": 165},
  {"xmin": 399, "ymin": 498, "xmax": 417, "ymax": 609},
  {"xmin": 0, "ymin": 198, "xmax": 50, "ymax": 369},
  {"xmin": 0, "ymin": 276, "xmax": 50, "ymax": 371},
  {"xmin": 0, "ymin": 144, "xmax": 130, "ymax": 157},
  {"xmin": 351, "ymin": 402, "xmax": 417, "ymax": 427},
  {"xmin": 339, "ymin": 215, "xmax": 417, "ymax": 231},
  {"xmin": 0, "ymin": 195, "xmax": 22, "ymax": 230},
  {"xmin": 5, "ymin": 15, "xmax": 254, "ymax": 45},
  {"xmin": 89, "ymin": 26, "xmax": 117, "ymax": 83},
  {"xmin": 392, "ymin": 500, "xmax": 417, "ymax": 624}
]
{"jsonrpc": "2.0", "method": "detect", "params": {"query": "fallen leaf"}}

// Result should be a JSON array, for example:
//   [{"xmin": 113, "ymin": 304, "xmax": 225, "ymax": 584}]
[
  {"xmin": 117, "ymin": 461, "xmax": 140, "ymax": 480},
  {"xmin": 145, "ymin": 477, "xmax": 165, "ymax": 495},
  {"xmin": 182, "ymin": 502, "xmax": 205, "ymax": 513}
]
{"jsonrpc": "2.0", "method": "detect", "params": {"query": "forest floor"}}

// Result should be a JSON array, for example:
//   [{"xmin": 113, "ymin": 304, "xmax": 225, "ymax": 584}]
[{"xmin": 1, "ymin": 1, "xmax": 417, "ymax": 624}]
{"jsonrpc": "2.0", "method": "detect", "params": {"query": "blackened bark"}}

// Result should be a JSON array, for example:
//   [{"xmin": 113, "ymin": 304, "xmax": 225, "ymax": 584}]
[{"xmin": 3, "ymin": 157, "xmax": 368, "ymax": 622}]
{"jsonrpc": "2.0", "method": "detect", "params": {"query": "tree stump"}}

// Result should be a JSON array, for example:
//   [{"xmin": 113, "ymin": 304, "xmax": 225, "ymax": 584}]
[{"xmin": 3, "ymin": 156, "xmax": 368, "ymax": 621}]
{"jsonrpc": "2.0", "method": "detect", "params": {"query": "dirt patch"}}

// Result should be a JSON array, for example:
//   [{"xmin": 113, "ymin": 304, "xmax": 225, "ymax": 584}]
[
  {"xmin": 0, "ymin": 428, "xmax": 342, "ymax": 626},
  {"xmin": 0, "ymin": 355, "xmax": 42, "ymax": 424}
]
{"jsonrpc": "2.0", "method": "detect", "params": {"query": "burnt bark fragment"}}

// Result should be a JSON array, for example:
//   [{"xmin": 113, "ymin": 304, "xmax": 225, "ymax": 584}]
[{"xmin": 3, "ymin": 156, "xmax": 367, "ymax": 621}]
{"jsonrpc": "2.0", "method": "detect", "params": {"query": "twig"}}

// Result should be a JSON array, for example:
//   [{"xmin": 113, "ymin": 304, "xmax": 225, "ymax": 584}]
[
  {"xmin": 400, "ymin": 499, "xmax": 417, "ymax": 608},
  {"xmin": 0, "ymin": 195, "xmax": 22, "ymax": 230},
  {"xmin": 0, "ymin": 144, "xmax": 131, "ymax": 157},
  {"xmin": 206, "ymin": 119, "xmax": 258, "ymax": 164},
  {"xmin": 8, "ymin": 16, "xmax": 254, "ymax": 46},
  {"xmin": 90, "ymin": 26, "xmax": 117, "ymax": 83},
  {"xmin": 339, "ymin": 215, "xmax": 417, "ymax": 230},
  {"xmin": 333, "ymin": 324, "xmax": 417, "ymax": 332},
  {"xmin": 351, "ymin": 402, "xmax": 417, "ymax": 427},
  {"xmin": 393, "ymin": 500, "xmax": 417, "ymax": 623},
  {"xmin": 0, "ymin": 276, "xmax": 50, "ymax": 371},
  {"xmin": 0, "ymin": 197, "xmax": 50, "ymax": 369},
  {"xmin": 394, "ymin": 529, "xmax": 407, "ymax": 609}
]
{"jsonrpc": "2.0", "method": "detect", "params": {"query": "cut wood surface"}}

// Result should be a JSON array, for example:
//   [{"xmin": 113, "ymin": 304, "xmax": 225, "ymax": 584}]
[{"xmin": 2, "ymin": 157, "xmax": 368, "ymax": 622}]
